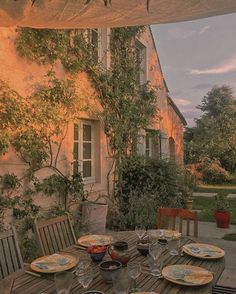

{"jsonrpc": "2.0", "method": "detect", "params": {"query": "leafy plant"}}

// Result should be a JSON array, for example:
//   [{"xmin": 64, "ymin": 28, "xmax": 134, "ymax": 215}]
[
  {"xmin": 108, "ymin": 156, "xmax": 187, "ymax": 230},
  {"xmin": 215, "ymin": 192, "xmax": 230, "ymax": 212}
]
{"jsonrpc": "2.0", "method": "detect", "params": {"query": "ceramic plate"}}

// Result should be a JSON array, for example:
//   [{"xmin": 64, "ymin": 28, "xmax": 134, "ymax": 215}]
[
  {"xmin": 183, "ymin": 243, "xmax": 225, "ymax": 259},
  {"xmin": 163, "ymin": 230, "xmax": 181, "ymax": 239},
  {"xmin": 162, "ymin": 264, "xmax": 213, "ymax": 286},
  {"xmin": 148, "ymin": 230, "xmax": 181, "ymax": 240},
  {"xmin": 132, "ymin": 292, "xmax": 159, "ymax": 294},
  {"xmin": 31, "ymin": 253, "xmax": 78, "ymax": 273},
  {"xmin": 78, "ymin": 234, "xmax": 113, "ymax": 247}
]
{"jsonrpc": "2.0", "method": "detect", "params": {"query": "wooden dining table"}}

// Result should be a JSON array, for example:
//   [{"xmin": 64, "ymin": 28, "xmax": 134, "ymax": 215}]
[{"xmin": 2, "ymin": 231, "xmax": 225, "ymax": 294}]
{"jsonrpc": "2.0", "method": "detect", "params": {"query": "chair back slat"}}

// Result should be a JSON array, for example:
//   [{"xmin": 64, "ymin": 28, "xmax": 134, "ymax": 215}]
[
  {"xmin": 0, "ymin": 227, "xmax": 24, "ymax": 279},
  {"xmin": 34, "ymin": 214, "xmax": 76, "ymax": 256},
  {"xmin": 157, "ymin": 208, "xmax": 198, "ymax": 238}
]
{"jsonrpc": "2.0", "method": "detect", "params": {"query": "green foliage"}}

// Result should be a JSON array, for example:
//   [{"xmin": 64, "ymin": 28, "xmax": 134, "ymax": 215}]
[
  {"xmin": 15, "ymin": 28, "xmax": 97, "ymax": 73},
  {"xmin": 185, "ymin": 86, "xmax": 236, "ymax": 175},
  {"xmin": 215, "ymin": 192, "xmax": 230, "ymax": 212},
  {"xmin": 108, "ymin": 156, "xmax": 187, "ymax": 230},
  {"xmin": 39, "ymin": 173, "xmax": 84, "ymax": 210},
  {"xmin": 202, "ymin": 159, "xmax": 232, "ymax": 184},
  {"xmin": 0, "ymin": 173, "xmax": 20, "ymax": 191}
]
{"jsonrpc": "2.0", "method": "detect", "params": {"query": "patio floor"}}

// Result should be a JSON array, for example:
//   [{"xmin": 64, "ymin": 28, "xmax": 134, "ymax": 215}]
[{"xmin": 198, "ymin": 221, "xmax": 236, "ymax": 288}]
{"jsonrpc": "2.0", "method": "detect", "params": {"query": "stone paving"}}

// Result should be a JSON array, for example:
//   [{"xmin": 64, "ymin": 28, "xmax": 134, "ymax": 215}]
[
  {"xmin": 197, "ymin": 221, "xmax": 236, "ymax": 288},
  {"xmin": 193, "ymin": 192, "xmax": 236, "ymax": 198}
]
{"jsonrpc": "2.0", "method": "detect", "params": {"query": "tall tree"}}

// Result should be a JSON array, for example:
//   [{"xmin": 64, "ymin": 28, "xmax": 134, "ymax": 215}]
[{"xmin": 185, "ymin": 85, "xmax": 236, "ymax": 173}]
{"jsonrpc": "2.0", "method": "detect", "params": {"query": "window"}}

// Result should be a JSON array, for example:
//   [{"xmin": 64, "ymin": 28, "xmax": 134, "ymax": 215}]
[
  {"xmin": 73, "ymin": 121, "xmax": 95, "ymax": 181},
  {"xmin": 88, "ymin": 28, "xmax": 110, "ymax": 68},
  {"xmin": 145, "ymin": 130, "xmax": 161, "ymax": 158},
  {"xmin": 136, "ymin": 40, "xmax": 147, "ymax": 85},
  {"xmin": 169, "ymin": 137, "xmax": 176, "ymax": 161}
]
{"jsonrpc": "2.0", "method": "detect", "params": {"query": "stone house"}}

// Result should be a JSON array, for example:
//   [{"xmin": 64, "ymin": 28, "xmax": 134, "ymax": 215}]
[{"xmin": 0, "ymin": 26, "xmax": 186, "ymax": 210}]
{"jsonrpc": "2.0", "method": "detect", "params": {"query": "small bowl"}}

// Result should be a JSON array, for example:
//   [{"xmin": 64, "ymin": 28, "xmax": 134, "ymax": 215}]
[
  {"xmin": 87, "ymin": 246, "xmax": 107, "ymax": 262},
  {"xmin": 99, "ymin": 260, "xmax": 122, "ymax": 283},
  {"xmin": 137, "ymin": 239, "xmax": 150, "ymax": 256}
]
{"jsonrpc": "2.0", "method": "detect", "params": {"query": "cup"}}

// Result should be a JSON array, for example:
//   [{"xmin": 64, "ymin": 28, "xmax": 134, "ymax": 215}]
[
  {"xmin": 55, "ymin": 271, "xmax": 74, "ymax": 294},
  {"xmin": 168, "ymin": 238, "xmax": 180, "ymax": 256},
  {"xmin": 147, "ymin": 254, "xmax": 162, "ymax": 277}
]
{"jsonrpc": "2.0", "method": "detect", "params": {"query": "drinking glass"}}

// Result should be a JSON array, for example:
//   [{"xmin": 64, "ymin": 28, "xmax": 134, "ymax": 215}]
[
  {"xmin": 127, "ymin": 263, "xmax": 141, "ymax": 291},
  {"xmin": 149, "ymin": 242, "xmax": 161, "ymax": 261},
  {"xmin": 112, "ymin": 270, "xmax": 130, "ymax": 294},
  {"xmin": 76, "ymin": 269, "xmax": 93, "ymax": 289},
  {"xmin": 168, "ymin": 237, "xmax": 180, "ymax": 256},
  {"xmin": 55, "ymin": 271, "xmax": 74, "ymax": 294},
  {"xmin": 147, "ymin": 254, "xmax": 162, "ymax": 277},
  {"xmin": 135, "ymin": 226, "xmax": 146, "ymax": 240}
]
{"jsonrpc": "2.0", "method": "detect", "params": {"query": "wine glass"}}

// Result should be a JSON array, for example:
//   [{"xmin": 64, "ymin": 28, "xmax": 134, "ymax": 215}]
[
  {"xmin": 76, "ymin": 269, "xmax": 93, "ymax": 289},
  {"xmin": 127, "ymin": 263, "xmax": 141, "ymax": 291},
  {"xmin": 135, "ymin": 226, "xmax": 146, "ymax": 240},
  {"xmin": 149, "ymin": 242, "xmax": 161, "ymax": 261}
]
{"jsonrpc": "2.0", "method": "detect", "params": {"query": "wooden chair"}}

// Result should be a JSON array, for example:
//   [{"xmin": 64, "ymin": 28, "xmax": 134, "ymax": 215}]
[
  {"xmin": 0, "ymin": 227, "xmax": 24, "ymax": 279},
  {"xmin": 34, "ymin": 214, "xmax": 77, "ymax": 256},
  {"xmin": 157, "ymin": 207, "xmax": 198, "ymax": 238}
]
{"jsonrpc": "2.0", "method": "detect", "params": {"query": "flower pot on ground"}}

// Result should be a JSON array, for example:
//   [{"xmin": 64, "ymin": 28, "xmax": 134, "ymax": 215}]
[
  {"xmin": 186, "ymin": 198, "xmax": 194, "ymax": 210},
  {"xmin": 81, "ymin": 195, "xmax": 108, "ymax": 233},
  {"xmin": 214, "ymin": 193, "xmax": 231, "ymax": 228}
]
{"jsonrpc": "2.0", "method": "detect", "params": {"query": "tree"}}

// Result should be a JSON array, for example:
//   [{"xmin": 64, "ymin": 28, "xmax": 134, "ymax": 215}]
[{"xmin": 185, "ymin": 85, "xmax": 236, "ymax": 174}]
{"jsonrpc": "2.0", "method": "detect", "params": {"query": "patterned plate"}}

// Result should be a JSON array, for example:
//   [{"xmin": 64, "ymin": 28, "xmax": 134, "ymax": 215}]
[
  {"xmin": 162, "ymin": 264, "xmax": 213, "ymax": 286},
  {"xmin": 162, "ymin": 230, "xmax": 181, "ymax": 239},
  {"xmin": 148, "ymin": 230, "xmax": 181, "ymax": 240},
  {"xmin": 78, "ymin": 234, "xmax": 113, "ymax": 247},
  {"xmin": 31, "ymin": 253, "xmax": 78, "ymax": 273},
  {"xmin": 183, "ymin": 243, "xmax": 225, "ymax": 259},
  {"xmin": 132, "ymin": 292, "xmax": 159, "ymax": 294}
]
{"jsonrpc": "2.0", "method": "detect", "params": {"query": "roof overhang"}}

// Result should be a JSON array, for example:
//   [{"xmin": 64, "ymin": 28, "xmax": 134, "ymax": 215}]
[{"xmin": 1, "ymin": 0, "xmax": 236, "ymax": 28}]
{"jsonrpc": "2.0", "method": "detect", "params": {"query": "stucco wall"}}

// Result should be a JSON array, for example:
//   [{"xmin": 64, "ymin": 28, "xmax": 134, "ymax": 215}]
[{"xmin": 0, "ymin": 26, "xmax": 185, "ymax": 215}]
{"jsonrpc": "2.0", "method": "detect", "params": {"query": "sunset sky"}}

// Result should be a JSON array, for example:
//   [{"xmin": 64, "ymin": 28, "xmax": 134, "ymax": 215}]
[{"xmin": 151, "ymin": 13, "xmax": 236, "ymax": 126}]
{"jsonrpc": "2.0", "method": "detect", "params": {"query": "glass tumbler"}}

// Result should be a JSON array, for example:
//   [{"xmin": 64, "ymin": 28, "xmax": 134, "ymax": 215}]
[
  {"xmin": 168, "ymin": 237, "xmax": 180, "ymax": 256},
  {"xmin": 147, "ymin": 254, "xmax": 162, "ymax": 277},
  {"xmin": 112, "ymin": 270, "xmax": 130, "ymax": 294},
  {"xmin": 55, "ymin": 271, "xmax": 74, "ymax": 294}
]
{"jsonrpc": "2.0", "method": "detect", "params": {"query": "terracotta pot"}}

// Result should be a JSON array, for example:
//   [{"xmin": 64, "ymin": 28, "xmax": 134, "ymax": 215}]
[
  {"xmin": 186, "ymin": 199, "xmax": 193, "ymax": 210},
  {"xmin": 81, "ymin": 201, "xmax": 108, "ymax": 233},
  {"xmin": 214, "ymin": 210, "xmax": 231, "ymax": 228}
]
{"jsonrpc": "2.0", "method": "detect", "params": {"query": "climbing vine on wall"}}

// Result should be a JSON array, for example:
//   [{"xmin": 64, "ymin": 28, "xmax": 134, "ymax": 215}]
[{"xmin": 15, "ymin": 25, "xmax": 159, "ymax": 193}]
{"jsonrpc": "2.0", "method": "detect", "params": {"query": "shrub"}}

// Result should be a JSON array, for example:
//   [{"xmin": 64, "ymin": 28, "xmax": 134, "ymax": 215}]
[
  {"xmin": 215, "ymin": 192, "xmax": 230, "ymax": 212},
  {"xmin": 202, "ymin": 160, "xmax": 232, "ymax": 184},
  {"xmin": 108, "ymin": 156, "xmax": 187, "ymax": 230}
]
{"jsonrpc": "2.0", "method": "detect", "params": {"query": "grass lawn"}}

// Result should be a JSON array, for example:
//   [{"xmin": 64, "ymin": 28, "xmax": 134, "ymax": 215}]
[
  {"xmin": 193, "ymin": 196, "xmax": 236, "ymax": 224},
  {"xmin": 223, "ymin": 233, "xmax": 236, "ymax": 241},
  {"xmin": 194, "ymin": 184, "xmax": 236, "ymax": 194}
]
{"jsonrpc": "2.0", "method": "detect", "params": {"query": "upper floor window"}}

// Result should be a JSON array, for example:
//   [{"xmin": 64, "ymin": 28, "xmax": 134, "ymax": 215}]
[
  {"xmin": 136, "ymin": 40, "xmax": 147, "ymax": 85},
  {"xmin": 88, "ymin": 28, "xmax": 110, "ymax": 68},
  {"xmin": 73, "ymin": 121, "xmax": 95, "ymax": 181}
]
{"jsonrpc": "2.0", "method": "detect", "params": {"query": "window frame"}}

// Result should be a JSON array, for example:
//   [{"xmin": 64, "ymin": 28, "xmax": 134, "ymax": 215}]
[
  {"xmin": 135, "ymin": 40, "xmax": 147, "ymax": 85},
  {"xmin": 73, "ymin": 120, "xmax": 95, "ymax": 183}
]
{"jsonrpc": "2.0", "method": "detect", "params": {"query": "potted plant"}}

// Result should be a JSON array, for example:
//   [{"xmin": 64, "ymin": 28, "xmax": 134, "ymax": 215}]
[
  {"xmin": 80, "ymin": 194, "xmax": 108, "ymax": 234},
  {"xmin": 182, "ymin": 186, "xmax": 194, "ymax": 210},
  {"xmin": 214, "ymin": 193, "xmax": 231, "ymax": 228}
]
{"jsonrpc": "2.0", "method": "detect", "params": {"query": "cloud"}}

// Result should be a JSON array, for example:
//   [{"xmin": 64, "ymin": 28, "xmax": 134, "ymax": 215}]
[
  {"xmin": 173, "ymin": 98, "xmax": 191, "ymax": 107},
  {"xmin": 167, "ymin": 28, "xmax": 196, "ymax": 39},
  {"xmin": 191, "ymin": 83, "xmax": 213, "ymax": 90},
  {"xmin": 199, "ymin": 25, "xmax": 210, "ymax": 35},
  {"xmin": 191, "ymin": 55, "xmax": 236, "ymax": 75}
]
